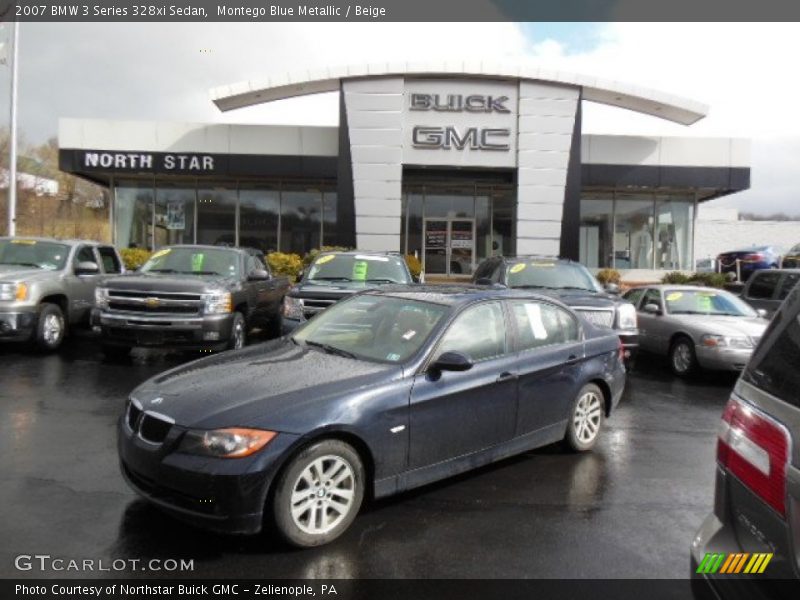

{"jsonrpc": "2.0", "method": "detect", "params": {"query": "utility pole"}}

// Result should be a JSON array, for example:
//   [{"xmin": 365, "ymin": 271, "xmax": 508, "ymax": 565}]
[{"xmin": 7, "ymin": 21, "xmax": 19, "ymax": 236}]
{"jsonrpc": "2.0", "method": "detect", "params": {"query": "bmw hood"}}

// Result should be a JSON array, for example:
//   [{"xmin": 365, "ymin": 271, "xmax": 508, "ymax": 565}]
[{"xmin": 129, "ymin": 339, "xmax": 403, "ymax": 431}]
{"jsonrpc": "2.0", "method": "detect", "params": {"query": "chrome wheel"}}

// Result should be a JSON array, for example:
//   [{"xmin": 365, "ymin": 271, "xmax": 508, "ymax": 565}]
[
  {"xmin": 232, "ymin": 320, "xmax": 245, "ymax": 349},
  {"xmin": 672, "ymin": 341, "xmax": 692, "ymax": 373},
  {"xmin": 573, "ymin": 391, "xmax": 603, "ymax": 444},
  {"xmin": 42, "ymin": 313, "xmax": 64, "ymax": 346},
  {"xmin": 290, "ymin": 455, "xmax": 356, "ymax": 536}
]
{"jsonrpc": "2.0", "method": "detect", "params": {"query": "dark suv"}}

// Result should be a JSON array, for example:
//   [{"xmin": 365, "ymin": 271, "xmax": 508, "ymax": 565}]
[
  {"xmin": 473, "ymin": 256, "xmax": 638, "ymax": 362},
  {"xmin": 739, "ymin": 268, "xmax": 800, "ymax": 319},
  {"xmin": 691, "ymin": 283, "xmax": 800, "ymax": 596}
]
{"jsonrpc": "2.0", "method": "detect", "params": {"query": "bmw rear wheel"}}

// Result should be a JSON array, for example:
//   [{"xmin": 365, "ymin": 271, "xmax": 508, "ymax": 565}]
[
  {"xmin": 273, "ymin": 440, "xmax": 364, "ymax": 547},
  {"xmin": 565, "ymin": 383, "xmax": 605, "ymax": 452}
]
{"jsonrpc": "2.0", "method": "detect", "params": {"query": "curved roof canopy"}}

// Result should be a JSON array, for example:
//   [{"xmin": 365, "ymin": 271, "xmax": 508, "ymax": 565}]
[{"xmin": 210, "ymin": 61, "xmax": 708, "ymax": 126}]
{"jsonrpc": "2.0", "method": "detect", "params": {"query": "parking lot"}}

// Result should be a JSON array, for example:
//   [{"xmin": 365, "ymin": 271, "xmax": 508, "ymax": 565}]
[{"xmin": 0, "ymin": 335, "xmax": 736, "ymax": 579}]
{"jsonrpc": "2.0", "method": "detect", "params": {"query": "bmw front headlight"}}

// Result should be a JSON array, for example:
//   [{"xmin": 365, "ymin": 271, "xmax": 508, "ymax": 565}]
[
  {"xmin": 0, "ymin": 282, "xmax": 28, "ymax": 302},
  {"xmin": 178, "ymin": 427, "xmax": 277, "ymax": 458},
  {"xmin": 94, "ymin": 287, "xmax": 109, "ymax": 309},
  {"xmin": 700, "ymin": 334, "xmax": 754, "ymax": 349},
  {"xmin": 283, "ymin": 296, "xmax": 304, "ymax": 320},
  {"xmin": 203, "ymin": 291, "xmax": 233, "ymax": 315},
  {"xmin": 617, "ymin": 303, "xmax": 637, "ymax": 330}
]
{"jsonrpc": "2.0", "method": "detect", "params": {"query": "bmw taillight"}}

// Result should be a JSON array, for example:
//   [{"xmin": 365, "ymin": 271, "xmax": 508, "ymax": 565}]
[{"xmin": 717, "ymin": 396, "xmax": 790, "ymax": 517}]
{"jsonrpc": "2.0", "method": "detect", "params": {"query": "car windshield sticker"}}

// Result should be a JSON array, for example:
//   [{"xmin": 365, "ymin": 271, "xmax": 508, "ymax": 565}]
[
  {"xmin": 10, "ymin": 239, "xmax": 36, "ymax": 245},
  {"xmin": 386, "ymin": 353, "xmax": 401, "ymax": 361},
  {"xmin": 402, "ymin": 330, "xmax": 417, "ymax": 341},
  {"xmin": 666, "ymin": 292, "xmax": 683, "ymax": 302},
  {"xmin": 151, "ymin": 248, "xmax": 171, "ymax": 259},
  {"xmin": 509, "ymin": 263, "xmax": 526, "ymax": 274},
  {"xmin": 353, "ymin": 260, "xmax": 368, "ymax": 281},
  {"xmin": 355, "ymin": 255, "xmax": 390, "ymax": 262},
  {"xmin": 697, "ymin": 294, "xmax": 714, "ymax": 311},
  {"xmin": 316, "ymin": 255, "xmax": 335, "ymax": 265},
  {"xmin": 191, "ymin": 253, "xmax": 205, "ymax": 272},
  {"xmin": 524, "ymin": 303, "xmax": 548, "ymax": 340}
]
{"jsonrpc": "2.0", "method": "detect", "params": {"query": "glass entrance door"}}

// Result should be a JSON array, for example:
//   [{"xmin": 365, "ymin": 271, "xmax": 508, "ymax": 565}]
[{"xmin": 423, "ymin": 218, "xmax": 476, "ymax": 276}]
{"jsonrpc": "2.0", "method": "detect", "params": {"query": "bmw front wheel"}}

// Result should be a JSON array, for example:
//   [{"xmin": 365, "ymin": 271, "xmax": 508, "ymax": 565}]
[{"xmin": 273, "ymin": 440, "xmax": 364, "ymax": 548}]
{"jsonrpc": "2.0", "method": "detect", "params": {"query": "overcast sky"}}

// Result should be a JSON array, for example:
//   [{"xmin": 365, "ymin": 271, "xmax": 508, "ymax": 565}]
[{"xmin": 1, "ymin": 21, "xmax": 798, "ymax": 215}]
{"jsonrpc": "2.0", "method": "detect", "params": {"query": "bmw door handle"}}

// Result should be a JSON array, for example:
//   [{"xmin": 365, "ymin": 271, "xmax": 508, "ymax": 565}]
[{"xmin": 496, "ymin": 372, "xmax": 518, "ymax": 383}]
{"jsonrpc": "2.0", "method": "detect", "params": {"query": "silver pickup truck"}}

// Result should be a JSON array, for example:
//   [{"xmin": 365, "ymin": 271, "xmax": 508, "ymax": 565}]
[{"xmin": 0, "ymin": 237, "xmax": 124, "ymax": 351}]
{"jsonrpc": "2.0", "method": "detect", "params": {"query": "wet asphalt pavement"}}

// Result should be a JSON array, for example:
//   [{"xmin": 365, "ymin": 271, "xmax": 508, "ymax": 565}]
[{"xmin": 0, "ymin": 334, "xmax": 737, "ymax": 579}]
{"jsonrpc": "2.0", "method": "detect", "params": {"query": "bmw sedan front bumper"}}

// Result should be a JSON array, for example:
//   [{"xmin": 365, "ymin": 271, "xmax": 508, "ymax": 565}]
[{"xmin": 117, "ymin": 415, "xmax": 300, "ymax": 535}]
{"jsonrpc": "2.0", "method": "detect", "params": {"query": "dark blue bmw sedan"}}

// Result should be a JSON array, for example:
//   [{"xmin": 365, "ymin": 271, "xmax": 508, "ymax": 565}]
[{"xmin": 118, "ymin": 286, "xmax": 626, "ymax": 547}]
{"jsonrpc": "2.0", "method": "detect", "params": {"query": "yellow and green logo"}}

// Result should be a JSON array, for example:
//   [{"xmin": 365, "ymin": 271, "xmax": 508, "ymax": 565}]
[{"xmin": 696, "ymin": 552, "xmax": 773, "ymax": 574}]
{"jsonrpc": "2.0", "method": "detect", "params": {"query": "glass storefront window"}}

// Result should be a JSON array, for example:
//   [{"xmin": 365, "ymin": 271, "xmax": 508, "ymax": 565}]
[
  {"xmin": 655, "ymin": 195, "xmax": 694, "ymax": 270},
  {"xmin": 614, "ymin": 194, "xmax": 655, "ymax": 269},
  {"xmin": 491, "ymin": 188, "xmax": 514, "ymax": 258},
  {"xmin": 115, "ymin": 179, "xmax": 153, "ymax": 249},
  {"xmin": 197, "ymin": 183, "xmax": 237, "ymax": 246},
  {"xmin": 154, "ymin": 181, "xmax": 195, "ymax": 248},
  {"xmin": 239, "ymin": 184, "xmax": 279, "ymax": 253},
  {"xmin": 321, "ymin": 191, "xmax": 340, "ymax": 247},
  {"xmin": 579, "ymin": 194, "xmax": 614, "ymax": 269},
  {"xmin": 281, "ymin": 186, "xmax": 321, "ymax": 254}
]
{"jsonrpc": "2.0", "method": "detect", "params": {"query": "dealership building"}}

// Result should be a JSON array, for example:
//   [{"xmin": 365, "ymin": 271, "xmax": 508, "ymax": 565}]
[{"xmin": 58, "ymin": 63, "xmax": 750, "ymax": 277}]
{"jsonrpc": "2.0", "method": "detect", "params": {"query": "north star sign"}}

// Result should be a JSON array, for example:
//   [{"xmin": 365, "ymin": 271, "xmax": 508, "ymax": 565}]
[
  {"xmin": 409, "ymin": 93, "xmax": 511, "ymax": 151},
  {"xmin": 82, "ymin": 152, "xmax": 215, "ymax": 172}
]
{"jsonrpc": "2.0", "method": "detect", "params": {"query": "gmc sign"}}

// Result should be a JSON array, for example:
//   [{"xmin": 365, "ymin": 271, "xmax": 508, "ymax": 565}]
[{"xmin": 411, "ymin": 126, "xmax": 510, "ymax": 151}]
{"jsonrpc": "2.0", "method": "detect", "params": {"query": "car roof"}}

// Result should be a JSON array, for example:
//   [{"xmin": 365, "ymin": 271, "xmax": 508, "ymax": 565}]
[
  {"xmin": 497, "ymin": 255, "xmax": 576, "ymax": 264},
  {"xmin": 629, "ymin": 284, "xmax": 734, "ymax": 292},
  {"xmin": 166, "ymin": 244, "xmax": 245, "ymax": 253},
  {"xmin": 364, "ymin": 284, "xmax": 562, "ymax": 306}
]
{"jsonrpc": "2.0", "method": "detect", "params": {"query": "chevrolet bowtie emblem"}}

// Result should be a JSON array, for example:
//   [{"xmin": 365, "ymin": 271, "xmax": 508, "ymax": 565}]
[{"xmin": 145, "ymin": 297, "xmax": 160, "ymax": 307}]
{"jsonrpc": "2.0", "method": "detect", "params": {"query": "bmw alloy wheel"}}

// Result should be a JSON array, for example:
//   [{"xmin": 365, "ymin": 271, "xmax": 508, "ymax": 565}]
[
  {"xmin": 573, "ymin": 390, "xmax": 603, "ymax": 445},
  {"xmin": 289, "ymin": 455, "xmax": 356, "ymax": 536}
]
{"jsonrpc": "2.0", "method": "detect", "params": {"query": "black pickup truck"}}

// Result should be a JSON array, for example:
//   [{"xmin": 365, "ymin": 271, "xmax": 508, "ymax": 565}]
[
  {"xmin": 282, "ymin": 251, "xmax": 414, "ymax": 332},
  {"xmin": 93, "ymin": 245, "xmax": 289, "ymax": 356}
]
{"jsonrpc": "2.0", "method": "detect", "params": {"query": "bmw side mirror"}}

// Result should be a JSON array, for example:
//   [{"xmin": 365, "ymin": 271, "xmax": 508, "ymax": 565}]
[
  {"xmin": 432, "ymin": 351, "xmax": 474, "ymax": 373},
  {"xmin": 605, "ymin": 283, "xmax": 620, "ymax": 294},
  {"xmin": 643, "ymin": 303, "xmax": 661, "ymax": 315},
  {"xmin": 75, "ymin": 261, "xmax": 100, "ymax": 275},
  {"xmin": 248, "ymin": 269, "xmax": 269, "ymax": 281}
]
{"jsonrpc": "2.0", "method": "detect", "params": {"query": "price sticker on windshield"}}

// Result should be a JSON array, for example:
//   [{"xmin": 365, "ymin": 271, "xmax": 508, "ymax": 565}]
[
  {"xmin": 151, "ymin": 248, "xmax": 171, "ymax": 259},
  {"xmin": 530, "ymin": 262, "xmax": 555, "ymax": 268},
  {"xmin": 509, "ymin": 263, "xmax": 526, "ymax": 274},
  {"xmin": 666, "ymin": 292, "xmax": 683, "ymax": 302},
  {"xmin": 191, "ymin": 253, "xmax": 205, "ymax": 272},
  {"xmin": 10, "ymin": 239, "xmax": 36, "ymax": 245},
  {"xmin": 316, "ymin": 255, "xmax": 335, "ymax": 265},
  {"xmin": 353, "ymin": 261, "xmax": 368, "ymax": 281}
]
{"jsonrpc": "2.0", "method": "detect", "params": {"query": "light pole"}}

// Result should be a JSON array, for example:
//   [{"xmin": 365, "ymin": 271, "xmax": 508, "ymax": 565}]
[{"xmin": 7, "ymin": 21, "xmax": 19, "ymax": 236}]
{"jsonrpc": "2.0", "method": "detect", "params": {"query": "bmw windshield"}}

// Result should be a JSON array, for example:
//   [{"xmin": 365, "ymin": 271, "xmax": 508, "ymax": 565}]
[{"xmin": 292, "ymin": 294, "xmax": 447, "ymax": 364}]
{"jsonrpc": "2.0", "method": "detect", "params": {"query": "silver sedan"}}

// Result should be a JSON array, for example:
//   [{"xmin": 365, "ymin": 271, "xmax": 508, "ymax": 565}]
[{"xmin": 623, "ymin": 285, "xmax": 769, "ymax": 377}]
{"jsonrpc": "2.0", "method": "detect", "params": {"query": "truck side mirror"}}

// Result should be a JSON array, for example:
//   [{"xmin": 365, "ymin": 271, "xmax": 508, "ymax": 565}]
[
  {"xmin": 75, "ymin": 261, "xmax": 100, "ymax": 276},
  {"xmin": 248, "ymin": 269, "xmax": 269, "ymax": 281}
]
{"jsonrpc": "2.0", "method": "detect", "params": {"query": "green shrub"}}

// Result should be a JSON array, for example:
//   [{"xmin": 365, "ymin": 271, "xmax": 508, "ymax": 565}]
[
  {"xmin": 405, "ymin": 254, "xmax": 422, "ymax": 278},
  {"xmin": 302, "ymin": 246, "xmax": 352, "ymax": 268},
  {"xmin": 596, "ymin": 268, "xmax": 621, "ymax": 285},
  {"xmin": 689, "ymin": 272, "xmax": 727, "ymax": 288},
  {"xmin": 660, "ymin": 271, "xmax": 727, "ymax": 288},
  {"xmin": 267, "ymin": 252, "xmax": 304, "ymax": 281},
  {"xmin": 661, "ymin": 271, "xmax": 691, "ymax": 284},
  {"xmin": 120, "ymin": 248, "xmax": 152, "ymax": 271}
]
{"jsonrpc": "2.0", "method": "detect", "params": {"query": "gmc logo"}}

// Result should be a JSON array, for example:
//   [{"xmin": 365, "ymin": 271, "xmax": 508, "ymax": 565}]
[
  {"xmin": 412, "ymin": 126, "xmax": 510, "ymax": 151},
  {"xmin": 409, "ymin": 93, "xmax": 510, "ymax": 113}
]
